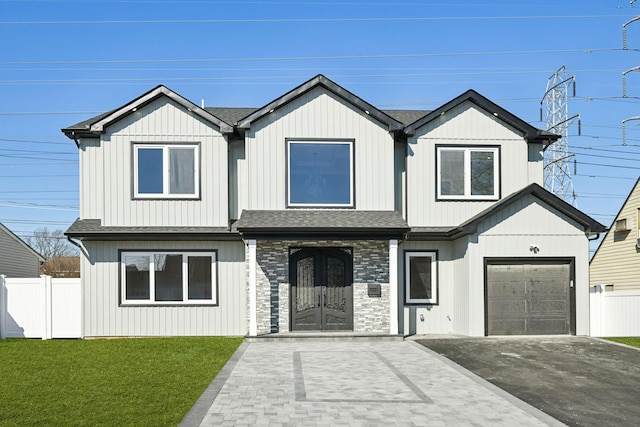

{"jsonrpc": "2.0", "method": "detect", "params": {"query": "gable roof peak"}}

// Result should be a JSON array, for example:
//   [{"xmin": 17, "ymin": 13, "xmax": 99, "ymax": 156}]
[
  {"xmin": 62, "ymin": 84, "xmax": 234, "ymax": 139},
  {"xmin": 404, "ymin": 88, "xmax": 559, "ymax": 145},
  {"xmin": 237, "ymin": 74, "xmax": 404, "ymax": 132}
]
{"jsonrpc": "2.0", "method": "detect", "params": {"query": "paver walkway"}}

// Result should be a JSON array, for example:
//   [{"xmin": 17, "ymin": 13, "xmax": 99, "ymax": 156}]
[{"xmin": 182, "ymin": 340, "xmax": 564, "ymax": 426}]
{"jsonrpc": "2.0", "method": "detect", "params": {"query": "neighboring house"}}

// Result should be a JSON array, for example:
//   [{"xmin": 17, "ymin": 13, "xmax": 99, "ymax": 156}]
[
  {"xmin": 0, "ymin": 222, "xmax": 44, "ymax": 278},
  {"xmin": 63, "ymin": 75, "xmax": 605, "ymax": 338},
  {"xmin": 590, "ymin": 177, "xmax": 640, "ymax": 291}
]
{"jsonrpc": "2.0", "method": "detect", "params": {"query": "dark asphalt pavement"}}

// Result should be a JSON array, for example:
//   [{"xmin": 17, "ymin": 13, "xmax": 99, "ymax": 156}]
[{"xmin": 416, "ymin": 336, "xmax": 640, "ymax": 427}]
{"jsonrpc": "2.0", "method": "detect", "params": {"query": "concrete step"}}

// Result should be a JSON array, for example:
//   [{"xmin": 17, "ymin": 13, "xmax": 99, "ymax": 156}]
[{"xmin": 245, "ymin": 332, "xmax": 405, "ymax": 342}]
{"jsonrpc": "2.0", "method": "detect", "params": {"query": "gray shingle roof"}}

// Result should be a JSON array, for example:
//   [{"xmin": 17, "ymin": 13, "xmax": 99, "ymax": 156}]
[
  {"xmin": 205, "ymin": 107, "xmax": 257, "ymax": 126},
  {"xmin": 382, "ymin": 109, "xmax": 431, "ymax": 126},
  {"xmin": 65, "ymin": 219, "xmax": 241, "ymax": 240},
  {"xmin": 236, "ymin": 210, "xmax": 409, "ymax": 239}
]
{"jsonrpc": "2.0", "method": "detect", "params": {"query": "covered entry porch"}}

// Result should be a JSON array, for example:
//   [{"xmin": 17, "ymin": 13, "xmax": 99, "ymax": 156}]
[{"xmin": 236, "ymin": 210, "xmax": 409, "ymax": 337}]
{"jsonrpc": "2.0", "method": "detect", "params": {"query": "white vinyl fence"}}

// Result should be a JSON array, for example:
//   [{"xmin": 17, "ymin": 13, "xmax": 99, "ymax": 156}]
[
  {"xmin": 590, "ymin": 285, "xmax": 640, "ymax": 337},
  {"xmin": 0, "ymin": 275, "xmax": 81, "ymax": 339}
]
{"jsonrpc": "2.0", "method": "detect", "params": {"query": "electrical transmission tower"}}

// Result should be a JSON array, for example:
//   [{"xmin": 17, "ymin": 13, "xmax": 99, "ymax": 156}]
[{"xmin": 541, "ymin": 66, "xmax": 580, "ymax": 207}]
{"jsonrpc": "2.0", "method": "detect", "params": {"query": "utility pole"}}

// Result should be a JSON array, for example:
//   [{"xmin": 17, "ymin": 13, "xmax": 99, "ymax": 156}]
[{"xmin": 541, "ymin": 66, "xmax": 580, "ymax": 207}]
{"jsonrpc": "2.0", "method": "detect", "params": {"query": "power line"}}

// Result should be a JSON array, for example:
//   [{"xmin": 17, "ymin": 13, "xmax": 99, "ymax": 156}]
[
  {"xmin": 0, "ymin": 15, "xmax": 634, "ymax": 26},
  {"xmin": 0, "ymin": 48, "xmax": 633, "ymax": 66},
  {"xmin": 575, "ymin": 173, "xmax": 638, "ymax": 180}
]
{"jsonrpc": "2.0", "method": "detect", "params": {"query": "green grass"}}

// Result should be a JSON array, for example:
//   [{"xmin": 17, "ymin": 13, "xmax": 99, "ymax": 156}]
[
  {"xmin": 605, "ymin": 337, "xmax": 640, "ymax": 348},
  {"xmin": 0, "ymin": 337, "xmax": 243, "ymax": 426}
]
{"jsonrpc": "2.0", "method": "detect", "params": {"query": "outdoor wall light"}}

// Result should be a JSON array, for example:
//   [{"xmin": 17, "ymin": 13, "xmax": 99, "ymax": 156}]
[{"xmin": 529, "ymin": 244, "xmax": 540, "ymax": 254}]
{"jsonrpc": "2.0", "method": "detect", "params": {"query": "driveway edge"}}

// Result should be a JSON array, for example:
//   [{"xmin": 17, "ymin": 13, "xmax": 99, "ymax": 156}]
[
  {"xmin": 179, "ymin": 340, "xmax": 249, "ymax": 427},
  {"xmin": 407, "ymin": 340, "xmax": 566, "ymax": 427}
]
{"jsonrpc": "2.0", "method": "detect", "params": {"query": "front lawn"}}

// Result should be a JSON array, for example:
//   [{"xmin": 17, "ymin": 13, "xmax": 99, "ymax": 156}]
[
  {"xmin": 605, "ymin": 337, "xmax": 640, "ymax": 349},
  {"xmin": 0, "ymin": 337, "xmax": 243, "ymax": 426}
]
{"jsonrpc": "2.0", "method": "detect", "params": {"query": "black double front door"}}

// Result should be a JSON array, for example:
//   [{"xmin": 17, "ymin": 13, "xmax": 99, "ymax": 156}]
[{"xmin": 290, "ymin": 248, "xmax": 353, "ymax": 331}]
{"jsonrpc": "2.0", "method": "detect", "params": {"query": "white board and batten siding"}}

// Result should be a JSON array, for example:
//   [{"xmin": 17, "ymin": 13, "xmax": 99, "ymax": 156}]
[
  {"xmin": 473, "ymin": 195, "xmax": 590, "ymax": 336},
  {"xmin": 81, "ymin": 240, "xmax": 246, "ymax": 337},
  {"xmin": 79, "ymin": 97, "xmax": 229, "ymax": 227},
  {"xmin": 399, "ymin": 240, "xmax": 455, "ymax": 335},
  {"xmin": 400, "ymin": 195, "xmax": 591, "ymax": 337},
  {"xmin": 406, "ymin": 101, "xmax": 544, "ymax": 228},
  {"xmin": 240, "ymin": 87, "xmax": 396, "ymax": 212}
]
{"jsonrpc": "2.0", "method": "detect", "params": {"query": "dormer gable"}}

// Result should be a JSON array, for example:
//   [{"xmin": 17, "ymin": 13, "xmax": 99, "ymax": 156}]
[
  {"xmin": 237, "ymin": 74, "xmax": 404, "ymax": 133},
  {"xmin": 404, "ymin": 89, "xmax": 559, "ymax": 145},
  {"xmin": 62, "ymin": 85, "xmax": 234, "ymax": 140}
]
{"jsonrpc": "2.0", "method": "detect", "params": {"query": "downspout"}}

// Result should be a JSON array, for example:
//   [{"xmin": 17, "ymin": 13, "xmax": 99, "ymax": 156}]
[
  {"xmin": 588, "ymin": 233, "xmax": 601, "ymax": 241},
  {"xmin": 71, "ymin": 132, "xmax": 80, "ymax": 148},
  {"xmin": 67, "ymin": 235, "xmax": 89, "ymax": 259}
]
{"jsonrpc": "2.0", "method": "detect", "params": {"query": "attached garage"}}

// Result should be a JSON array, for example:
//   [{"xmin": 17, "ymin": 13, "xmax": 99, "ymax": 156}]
[{"xmin": 485, "ymin": 259, "xmax": 575, "ymax": 336}]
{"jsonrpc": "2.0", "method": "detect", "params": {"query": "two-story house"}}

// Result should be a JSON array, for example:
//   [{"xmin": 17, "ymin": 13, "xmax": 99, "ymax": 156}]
[{"xmin": 63, "ymin": 75, "xmax": 605, "ymax": 338}]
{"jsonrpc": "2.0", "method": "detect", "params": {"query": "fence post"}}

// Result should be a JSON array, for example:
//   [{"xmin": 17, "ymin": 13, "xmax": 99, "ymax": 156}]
[
  {"xmin": 42, "ymin": 275, "xmax": 53, "ymax": 340},
  {"xmin": 590, "ymin": 284, "xmax": 605, "ymax": 337},
  {"xmin": 0, "ymin": 275, "xmax": 6, "ymax": 339}
]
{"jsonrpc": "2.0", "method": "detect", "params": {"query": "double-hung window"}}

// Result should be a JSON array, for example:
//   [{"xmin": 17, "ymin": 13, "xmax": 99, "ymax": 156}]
[
  {"xmin": 437, "ymin": 146, "xmax": 499, "ymax": 200},
  {"xmin": 287, "ymin": 139, "xmax": 354, "ymax": 207},
  {"xmin": 405, "ymin": 251, "xmax": 438, "ymax": 304},
  {"xmin": 134, "ymin": 144, "xmax": 199, "ymax": 198},
  {"xmin": 121, "ymin": 251, "xmax": 216, "ymax": 305}
]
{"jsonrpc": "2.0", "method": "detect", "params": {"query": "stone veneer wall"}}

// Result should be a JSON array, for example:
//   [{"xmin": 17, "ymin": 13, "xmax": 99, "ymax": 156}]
[{"xmin": 248, "ymin": 239, "xmax": 390, "ymax": 335}]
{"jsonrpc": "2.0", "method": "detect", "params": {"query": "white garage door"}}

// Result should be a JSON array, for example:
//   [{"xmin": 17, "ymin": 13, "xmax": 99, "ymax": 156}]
[{"xmin": 486, "ymin": 260, "xmax": 574, "ymax": 335}]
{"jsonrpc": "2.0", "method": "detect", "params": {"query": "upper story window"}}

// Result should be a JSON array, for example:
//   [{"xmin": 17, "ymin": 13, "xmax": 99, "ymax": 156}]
[
  {"xmin": 437, "ymin": 146, "xmax": 500, "ymax": 200},
  {"xmin": 121, "ymin": 251, "xmax": 217, "ymax": 305},
  {"xmin": 287, "ymin": 139, "xmax": 354, "ymax": 208},
  {"xmin": 133, "ymin": 144, "xmax": 199, "ymax": 199}
]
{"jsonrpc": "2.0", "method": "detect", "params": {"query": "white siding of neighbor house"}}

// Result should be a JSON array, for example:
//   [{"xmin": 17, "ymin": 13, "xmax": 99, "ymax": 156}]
[
  {"xmin": 240, "ymin": 87, "xmax": 396, "ymax": 212},
  {"xmin": 80, "ymin": 240, "xmax": 246, "ymax": 337},
  {"xmin": 0, "ymin": 227, "xmax": 41, "ymax": 278},
  {"xmin": 590, "ymin": 179, "xmax": 640, "ymax": 291},
  {"xmin": 78, "ymin": 97, "xmax": 229, "ymax": 227},
  {"xmin": 406, "ymin": 101, "xmax": 543, "ymax": 227},
  {"xmin": 400, "ymin": 195, "xmax": 590, "ymax": 337}
]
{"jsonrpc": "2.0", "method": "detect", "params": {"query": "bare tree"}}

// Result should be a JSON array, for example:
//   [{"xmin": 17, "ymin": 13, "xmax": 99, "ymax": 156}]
[
  {"xmin": 26, "ymin": 227, "xmax": 78, "ymax": 260},
  {"xmin": 26, "ymin": 227, "xmax": 79, "ymax": 277}
]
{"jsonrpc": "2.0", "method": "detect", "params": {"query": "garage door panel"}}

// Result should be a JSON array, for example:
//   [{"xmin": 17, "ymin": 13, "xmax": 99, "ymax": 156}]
[
  {"xmin": 487, "ymin": 261, "xmax": 572, "ymax": 336},
  {"xmin": 529, "ymin": 299, "xmax": 567, "ymax": 314},
  {"xmin": 489, "ymin": 319, "xmax": 527, "ymax": 335},
  {"xmin": 490, "ymin": 299, "xmax": 526, "ymax": 315},
  {"xmin": 528, "ymin": 318, "xmax": 568, "ymax": 335}
]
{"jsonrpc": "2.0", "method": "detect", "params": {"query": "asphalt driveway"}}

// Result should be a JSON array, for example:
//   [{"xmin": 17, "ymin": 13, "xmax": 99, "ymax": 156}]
[{"xmin": 415, "ymin": 336, "xmax": 640, "ymax": 427}]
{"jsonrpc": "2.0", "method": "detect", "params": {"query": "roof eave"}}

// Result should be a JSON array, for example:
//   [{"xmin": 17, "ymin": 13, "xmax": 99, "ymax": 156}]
[
  {"xmin": 404, "ymin": 89, "xmax": 558, "ymax": 143},
  {"xmin": 236, "ymin": 226, "xmax": 410, "ymax": 240},
  {"xmin": 63, "ymin": 85, "xmax": 234, "ymax": 140},
  {"xmin": 65, "ymin": 231, "xmax": 242, "ymax": 241}
]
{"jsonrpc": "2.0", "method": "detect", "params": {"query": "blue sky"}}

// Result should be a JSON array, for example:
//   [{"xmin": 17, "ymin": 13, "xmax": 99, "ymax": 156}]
[{"xmin": 1, "ymin": 0, "xmax": 639, "ymax": 256}]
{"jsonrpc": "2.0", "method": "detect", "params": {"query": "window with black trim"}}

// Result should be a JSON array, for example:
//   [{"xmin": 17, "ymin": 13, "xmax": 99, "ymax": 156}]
[
  {"xmin": 437, "ymin": 146, "xmax": 499, "ymax": 200},
  {"xmin": 121, "ymin": 251, "xmax": 216, "ymax": 305},
  {"xmin": 405, "ymin": 251, "xmax": 437, "ymax": 304},
  {"xmin": 287, "ymin": 139, "xmax": 354, "ymax": 207},
  {"xmin": 134, "ymin": 144, "xmax": 199, "ymax": 198}
]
